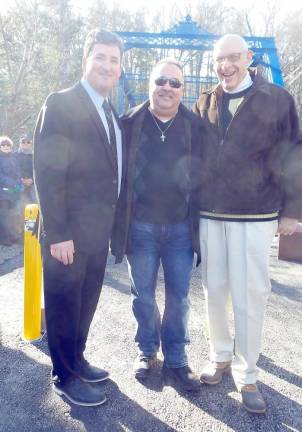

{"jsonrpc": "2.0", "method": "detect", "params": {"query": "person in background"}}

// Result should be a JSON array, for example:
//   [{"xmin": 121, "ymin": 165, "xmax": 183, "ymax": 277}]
[
  {"xmin": 193, "ymin": 34, "xmax": 302, "ymax": 414},
  {"xmin": 16, "ymin": 135, "xmax": 36, "ymax": 206},
  {"xmin": 0, "ymin": 136, "xmax": 22, "ymax": 246}
]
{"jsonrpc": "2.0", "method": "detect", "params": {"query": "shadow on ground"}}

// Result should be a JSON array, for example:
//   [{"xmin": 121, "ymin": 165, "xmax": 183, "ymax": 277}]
[
  {"xmin": 68, "ymin": 379, "xmax": 178, "ymax": 432},
  {"xmin": 259, "ymin": 354, "xmax": 302, "ymax": 388},
  {"xmin": 0, "ymin": 344, "xmax": 70, "ymax": 431},
  {"xmin": 159, "ymin": 370, "xmax": 302, "ymax": 432},
  {"xmin": 0, "ymin": 344, "xmax": 178, "ymax": 432},
  {"xmin": 0, "ymin": 253, "xmax": 23, "ymax": 276},
  {"xmin": 271, "ymin": 279, "xmax": 302, "ymax": 303}
]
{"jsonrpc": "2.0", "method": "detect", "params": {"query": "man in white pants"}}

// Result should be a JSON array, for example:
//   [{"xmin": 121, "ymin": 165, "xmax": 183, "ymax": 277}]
[{"xmin": 193, "ymin": 34, "xmax": 302, "ymax": 413}]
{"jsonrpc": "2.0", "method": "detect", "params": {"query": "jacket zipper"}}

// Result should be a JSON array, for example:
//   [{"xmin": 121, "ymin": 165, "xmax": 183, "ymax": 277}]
[
  {"xmin": 216, "ymin": 92, "xmax": 251, "ymax": 145},
  {"xmin": 213, "ymin": 90, "xmax": 253, "ymax": 213}
]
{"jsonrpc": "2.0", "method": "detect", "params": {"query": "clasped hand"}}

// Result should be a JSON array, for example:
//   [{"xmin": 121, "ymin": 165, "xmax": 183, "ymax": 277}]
[{"xmin": 50, "ymin": 240, "xmax": 75, "ymax": 265}]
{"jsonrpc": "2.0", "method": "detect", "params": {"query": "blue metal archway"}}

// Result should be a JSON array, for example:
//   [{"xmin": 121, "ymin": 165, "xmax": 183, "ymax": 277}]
[{"xmin": 115, "ymin": 16, "xmax": 284, "ymax": 113}]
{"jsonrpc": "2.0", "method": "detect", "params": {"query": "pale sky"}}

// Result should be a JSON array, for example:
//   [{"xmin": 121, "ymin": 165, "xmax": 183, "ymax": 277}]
[
  {"xmin": 71, "ymin": 0, "xmax": 302, "ymax": 20},
  {"xmin": 69, "ymin": 0, "xmax": 302, "ymax": 13},
  {"xmin": 1, "ymin": 0, "xmax": 301, "ymax": 24}
]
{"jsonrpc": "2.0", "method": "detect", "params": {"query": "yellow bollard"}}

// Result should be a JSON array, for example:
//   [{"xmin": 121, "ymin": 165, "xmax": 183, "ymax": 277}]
[{"xmin": 23, "ymin": 204, "xmax": 43, "ymax": 342}]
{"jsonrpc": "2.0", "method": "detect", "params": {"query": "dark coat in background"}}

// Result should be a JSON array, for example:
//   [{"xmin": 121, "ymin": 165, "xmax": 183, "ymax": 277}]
[
  {"xmin": 0, "ymin": 151, "xmax": 22, "ymax": 244},
  {"xmin": 16, "ymin": 151, "xmax": 34, "ymax": 179},
  {"xmin": 0, "ymin": 152, "xmax": 22, "ymax": 203}
]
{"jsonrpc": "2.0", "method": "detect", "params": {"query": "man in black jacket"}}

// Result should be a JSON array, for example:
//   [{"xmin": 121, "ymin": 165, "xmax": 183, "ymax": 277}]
[
  {"xmin": 193, "ymin": 34, "xmax": 302, "ymax": 413},
  {"xmin": 34, "ymin": 29, "xmax": 125, "ymax": 406},
  {"xmin": 16, "ymin": 135, "xmax": 36, "ymax": 205},
  {"xmin": 112, "ymin": 58, "xmax": 202, "ymax": 392},
  {"xmin": 15, "ymin": 136, "xmax": 36, "ymax": 236}
]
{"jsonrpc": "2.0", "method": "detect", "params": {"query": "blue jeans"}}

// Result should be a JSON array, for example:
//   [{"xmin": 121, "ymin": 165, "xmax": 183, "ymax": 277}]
[{"xmin": 127, "ymin": 219, "xmax": 193, "ymax": 368}]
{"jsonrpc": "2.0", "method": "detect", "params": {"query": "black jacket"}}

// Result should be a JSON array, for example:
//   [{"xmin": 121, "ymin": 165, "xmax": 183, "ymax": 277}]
[
  {"xmin": 0, "ymin": 152, "xmax": 22, "ymax": 202},
  {"xmin": 16, "ymin": 152, "xmax": 33, "ymax": 179},
  {"xmin": 34, "ymin": 82, "xmax": 126, "ymax": 253},
  {"xmin": 111, "ymin": 100, "xmax": 203, "ymax": 264},
  {"xmin": 193, "ymin": 71, "xmax": 302, "ymax": 219}
]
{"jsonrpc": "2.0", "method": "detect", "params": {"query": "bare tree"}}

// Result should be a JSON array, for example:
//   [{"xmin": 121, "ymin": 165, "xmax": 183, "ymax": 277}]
[
  {"xmin": 0, "ymin": 0, "xmax": 84, "ymax": 139},
  {"xmin": 1, "ymin": 0, "xmax": 301, "ymax": 140}
]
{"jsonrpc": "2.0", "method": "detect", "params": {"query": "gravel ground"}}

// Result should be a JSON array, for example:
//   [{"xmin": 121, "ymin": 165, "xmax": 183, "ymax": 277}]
[{"xmin": 0, "ymin": 238, "xmax": 301, "ymax": 432}]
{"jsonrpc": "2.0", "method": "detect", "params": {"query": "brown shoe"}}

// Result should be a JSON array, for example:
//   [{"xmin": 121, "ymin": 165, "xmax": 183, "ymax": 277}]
[
  {"xmin": 241, "ymin": 384, "xmax": 267, "ymax": 414},
  {"xmin": 133, "ymin": 355, "xmax": 157, "ymax": 380},
  {"xmin": 200, "ymin": 361, "xmax": 231, "ymax": 385},
  {"xmin": 162, "ymin": 364, "xmax": 201, "ymax": 393}
]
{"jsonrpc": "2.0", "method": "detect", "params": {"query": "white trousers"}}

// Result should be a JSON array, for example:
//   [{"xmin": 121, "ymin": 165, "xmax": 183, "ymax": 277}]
[{"xmin": 199, "ymin": 218, "xmax": 278, "ymax": 387}]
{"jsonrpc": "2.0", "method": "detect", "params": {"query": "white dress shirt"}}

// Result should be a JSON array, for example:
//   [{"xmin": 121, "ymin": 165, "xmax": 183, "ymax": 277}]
[{"xmin": 80, "ymin": 78, "xmax": 122, "ymax": 196}]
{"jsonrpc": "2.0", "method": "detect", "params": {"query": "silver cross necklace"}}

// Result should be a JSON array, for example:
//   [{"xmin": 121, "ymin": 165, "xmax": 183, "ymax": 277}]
[{"xmin": 149, "ymin": 110, "xmax": 176, "ymax": 142}]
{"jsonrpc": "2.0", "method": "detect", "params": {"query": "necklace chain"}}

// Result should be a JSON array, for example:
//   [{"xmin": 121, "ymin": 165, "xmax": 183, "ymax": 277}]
[{"xmin": 149, "ymin": 110, "xmax": 176, "ymax": 142}]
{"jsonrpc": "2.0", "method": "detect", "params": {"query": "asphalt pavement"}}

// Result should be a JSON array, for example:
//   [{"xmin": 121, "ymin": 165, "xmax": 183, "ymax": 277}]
[{"xmin": 0, "ymin": 239, "xmax": 301, "ymax": 432}]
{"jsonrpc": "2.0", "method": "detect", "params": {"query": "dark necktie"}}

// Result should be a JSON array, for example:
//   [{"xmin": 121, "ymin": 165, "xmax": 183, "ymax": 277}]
[{"xmin": 102, "ymin": 99, "xmax": 117, "ymax": 148}]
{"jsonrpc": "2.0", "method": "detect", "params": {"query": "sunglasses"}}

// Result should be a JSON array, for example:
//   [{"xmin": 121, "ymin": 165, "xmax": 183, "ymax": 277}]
[{"xmin": 154, "ymin": 76, "xmax": 183, "ymax": 89}]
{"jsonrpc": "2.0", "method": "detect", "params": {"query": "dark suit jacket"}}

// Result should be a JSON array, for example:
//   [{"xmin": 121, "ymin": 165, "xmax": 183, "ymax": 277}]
[{"xmin": 34, "ymin": 82, "xmax": 126, "ymax": 254}]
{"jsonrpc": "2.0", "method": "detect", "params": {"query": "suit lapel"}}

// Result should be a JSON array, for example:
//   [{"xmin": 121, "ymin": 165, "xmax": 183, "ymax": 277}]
[{"xmin": 74, "ymin": 83, "xmax": 117, "ymax": 170}]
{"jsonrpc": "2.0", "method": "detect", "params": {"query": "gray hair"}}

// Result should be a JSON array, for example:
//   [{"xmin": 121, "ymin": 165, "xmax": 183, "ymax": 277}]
[{"xmin": 150, "ymin": 58, "xmax": 183, "ymax": 82}]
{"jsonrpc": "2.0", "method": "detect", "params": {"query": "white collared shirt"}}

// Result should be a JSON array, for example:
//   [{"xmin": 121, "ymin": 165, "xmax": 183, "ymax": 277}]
[
  {"xmin": 80, "ymin": 78, "xmax": 122, "ymax": 196},
  {"xmin": 223, "ymin": 72, "xmax": 253, "ymax": 94}
]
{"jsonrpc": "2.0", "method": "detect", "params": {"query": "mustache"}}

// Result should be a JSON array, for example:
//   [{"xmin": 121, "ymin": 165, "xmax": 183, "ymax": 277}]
[
  {"xmin": 158, "ymin": 90, "xmax": 173, "ymax": 96},
  {"xmin": 98, "ymin": 70, "xmax": 112, "ymax": 76}
]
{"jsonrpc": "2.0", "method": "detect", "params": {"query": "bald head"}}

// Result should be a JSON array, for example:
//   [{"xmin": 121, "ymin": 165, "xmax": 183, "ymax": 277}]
[
  {"xmin": 213, "ymin": 34, "xmax": 253, "ymax": 92},
  {"xmin": 213, "ymin": 34, "xmax": 249, "ymax": 58}
]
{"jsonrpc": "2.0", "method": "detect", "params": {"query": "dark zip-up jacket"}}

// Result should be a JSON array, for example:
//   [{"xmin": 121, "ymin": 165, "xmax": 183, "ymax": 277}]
[
  {"xmin": 0, "ymin": 152, "xmax": 22, "ymax": 202},
  {"xmin": 16, "ymin": 151, "xmax": 34, "ymax": 179},
  {"xmin": 193, "ymin": 70, "xmax": 302, "ymax": 219},
  {"xmin": 111, "ymin": 100, "xmax": 203, "ymax": 264}
]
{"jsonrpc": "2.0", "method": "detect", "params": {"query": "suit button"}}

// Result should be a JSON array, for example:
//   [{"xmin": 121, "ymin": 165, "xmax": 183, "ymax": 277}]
[
  {"xmin": 112, "ymin": 179, "xmax": 117, "ymax": 184},
  {"xmin": 112, "ymin": 204, "xmax": 116, "ymax": 209}
]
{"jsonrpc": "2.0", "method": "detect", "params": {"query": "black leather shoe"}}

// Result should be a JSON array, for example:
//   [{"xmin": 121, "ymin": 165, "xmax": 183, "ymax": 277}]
[
  {"xmin": 162, "ymin": 364, "xmax": 201, "ymax": 393},
  {"xmin": 53, "ymin": 377, "xmax": 106, "ymax": 406},
  {"xmin": 75, "ymin": 359, "xmax": 109, "ymax": 383},
  {"xmin": 133, "ymin": 355, "xmax": 157, "ymax": 380}
]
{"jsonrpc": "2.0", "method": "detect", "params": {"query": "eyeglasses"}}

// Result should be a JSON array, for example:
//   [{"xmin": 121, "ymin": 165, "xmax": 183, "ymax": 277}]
[
  {"xmin": 154, "ymin": 76, "xmax": 183, "ymax": 89},
  {"xmin": 21, "ymin": 140, "xmax": 32, "ymax": 144},
  {"xmin": 0, "ymin": 143, "xmax": 12, "ymax": 148},
  {"xmin": 214, "ymin": 52, "xmax": 245, "ymax": 64}
]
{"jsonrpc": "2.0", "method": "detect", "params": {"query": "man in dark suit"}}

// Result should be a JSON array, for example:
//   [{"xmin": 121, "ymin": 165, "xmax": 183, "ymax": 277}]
[{"xmin": 34, "ymin": 29, "xmax": 125, "ymax": 406}]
